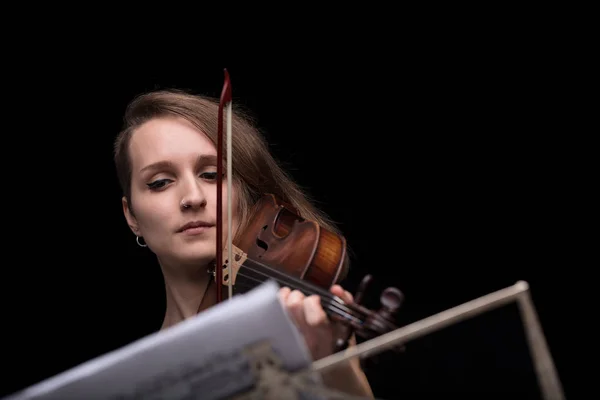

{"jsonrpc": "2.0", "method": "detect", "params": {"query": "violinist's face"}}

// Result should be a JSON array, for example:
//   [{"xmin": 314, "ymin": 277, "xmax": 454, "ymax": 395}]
[{"xmin": 122, "ymin": 116, "xmax": 239, "ymax": 268}]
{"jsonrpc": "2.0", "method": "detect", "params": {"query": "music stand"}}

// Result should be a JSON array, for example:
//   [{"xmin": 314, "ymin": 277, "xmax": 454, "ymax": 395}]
[{"xmin": 289, "ymin": 280, "xmax": 565, "ymax": 400}]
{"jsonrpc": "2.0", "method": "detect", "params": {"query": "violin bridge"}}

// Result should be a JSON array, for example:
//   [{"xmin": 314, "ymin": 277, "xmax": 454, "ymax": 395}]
[{"xmin": 221, "ymin": 244, "xmax": 247, "ymax": 286}]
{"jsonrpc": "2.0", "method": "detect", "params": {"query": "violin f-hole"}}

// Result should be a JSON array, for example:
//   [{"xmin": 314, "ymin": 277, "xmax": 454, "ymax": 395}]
[{"xmin": 255, "ymin": 225, "xmax": 269, "ymax": 257}]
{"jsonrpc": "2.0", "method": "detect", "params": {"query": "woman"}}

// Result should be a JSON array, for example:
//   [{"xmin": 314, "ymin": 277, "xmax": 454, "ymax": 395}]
[{"xmin": 113, "ymin": 89, "xmax": 374, "ymax": 397}]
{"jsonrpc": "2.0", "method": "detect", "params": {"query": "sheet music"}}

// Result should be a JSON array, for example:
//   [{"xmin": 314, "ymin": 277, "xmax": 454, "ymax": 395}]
[{"xmin": 4, "ymin": 280, "xmax": 316, "ymax": 400}]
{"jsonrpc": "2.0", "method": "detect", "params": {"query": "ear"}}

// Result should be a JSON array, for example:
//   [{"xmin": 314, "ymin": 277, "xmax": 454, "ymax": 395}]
[{"xmin": 122, "ymin": 196, "xmax": 141, "ymax": 236}]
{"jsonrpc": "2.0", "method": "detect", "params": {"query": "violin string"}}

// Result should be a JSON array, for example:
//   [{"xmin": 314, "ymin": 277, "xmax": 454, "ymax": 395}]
[
  {"xmin": 240, "ymin": 260, "xmax": 397, "ymax": 332},
  {"xmin": 234, "ymin": 269, "xmax": 355, "ymax": 320},
  {"xmin": 229, "ymin": 265, "xmax": 395, "ymax": 336},
  {"xmin": 237, "ymin": 259, "xmax": 363, "ymax": 317},
  {"xmin": 234, "ymin": 259, "xmax": 396, "ymax": 331},
  {"xmin": 237, "ymin": 267, "xmax": 394, "ymax": 336},
  {"xmin": 235, "ymin": 270, "xmax": 363, "ymax": 324}
]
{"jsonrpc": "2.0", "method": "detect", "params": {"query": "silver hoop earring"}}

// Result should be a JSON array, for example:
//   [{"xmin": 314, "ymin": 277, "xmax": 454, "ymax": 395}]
[{"xmin": 136, "ymin": 236, "xmax": 147, "ymax": 247}]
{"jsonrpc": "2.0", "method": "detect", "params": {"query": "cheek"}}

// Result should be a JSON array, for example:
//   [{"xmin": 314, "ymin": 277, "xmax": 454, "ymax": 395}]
[
  {"xmin": 215, "ymin": 184, "xmax": 238, "ymax": 212},
  {"xmin": 134, "ymin": 194, "xmax": 175, "ymax": 234},
  {"xmin": 217, "ymin": 187, "xmax": 241, "ymax": 231},
  {"xmin": 227, "ymin": 189, "xmax": 241, "ymax": 222}
]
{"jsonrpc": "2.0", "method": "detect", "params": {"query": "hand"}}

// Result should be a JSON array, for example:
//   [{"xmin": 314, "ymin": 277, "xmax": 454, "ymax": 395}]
[{"xmin": 278, "ymin": 284, "xmax": 354, "ymax": 361}]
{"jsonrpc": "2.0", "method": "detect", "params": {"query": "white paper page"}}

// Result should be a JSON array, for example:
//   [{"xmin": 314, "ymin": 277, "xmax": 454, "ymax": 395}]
[{"xmin": 4, "ymin": 280, "xmax": 314, "ymax": 400}]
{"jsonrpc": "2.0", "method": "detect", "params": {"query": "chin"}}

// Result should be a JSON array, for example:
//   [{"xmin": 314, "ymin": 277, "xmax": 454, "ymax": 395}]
[
  {"xmin": 158, "ymin": 238, "xmax": 215, "ymax": 268},
  {"xmin": 177, "ymin": 247, "xmax": 215, "ymax": 267}
]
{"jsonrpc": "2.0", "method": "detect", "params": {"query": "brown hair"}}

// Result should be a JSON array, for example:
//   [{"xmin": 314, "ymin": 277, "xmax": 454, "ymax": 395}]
[{"xmin": 113, "ymin": 89, "xmax": 349, "ymax": 278}]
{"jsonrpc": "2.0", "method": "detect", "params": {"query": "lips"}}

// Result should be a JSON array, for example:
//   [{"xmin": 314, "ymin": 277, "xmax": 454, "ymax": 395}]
[{"xmin": 177, "ymin": 221, "xmax": 214, "ymax": 233}]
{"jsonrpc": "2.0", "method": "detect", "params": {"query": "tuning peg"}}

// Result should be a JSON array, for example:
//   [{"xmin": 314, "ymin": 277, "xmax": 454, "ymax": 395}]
[
  {"xmin": 379, "ymin": 287, "xmax": 405, "ymax": 320},
  {"xmin": 359, "ymin": 285, "xmax": 407, "ymax": 369},
  {"xmin": 333, "ymin": 274, "xmax": 373, "ymax": 351},
  {"xmin": 353, "ymin": 274, "xmax": 372, "ymax": 305},
  {"xmin": 374, "ymin": 286, "xmax": 406, "ymax": 353}
]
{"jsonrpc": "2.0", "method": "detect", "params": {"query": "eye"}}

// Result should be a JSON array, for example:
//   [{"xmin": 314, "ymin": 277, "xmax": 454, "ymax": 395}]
[
  {"xmin": 146, "ymin": 179, "xmax": 172, "ymax": 190},
  {"xmin": 200, "ymin": 172, "xmax": 218, "ymax": 180}
]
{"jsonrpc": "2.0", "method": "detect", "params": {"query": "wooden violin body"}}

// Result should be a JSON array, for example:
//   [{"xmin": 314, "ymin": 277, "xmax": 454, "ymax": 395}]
[
  {"xmin": 236, "ymin": 194, "xmax": 347, "ymax": 289},
  {"xmin": 215, "ymin": 193, "xmax": 404, "ymax": 344}
]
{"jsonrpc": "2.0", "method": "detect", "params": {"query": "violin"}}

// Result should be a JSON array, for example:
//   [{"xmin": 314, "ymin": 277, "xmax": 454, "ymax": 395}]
[{"xmin": 211, "ymin": 69, "xmax": 405, "ymax": 348}]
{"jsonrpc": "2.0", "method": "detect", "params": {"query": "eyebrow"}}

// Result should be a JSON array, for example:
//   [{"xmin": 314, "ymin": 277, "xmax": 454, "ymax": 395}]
[{"xmin": 139, "ymin": 154, "xmax": 219, "ymax": 174}]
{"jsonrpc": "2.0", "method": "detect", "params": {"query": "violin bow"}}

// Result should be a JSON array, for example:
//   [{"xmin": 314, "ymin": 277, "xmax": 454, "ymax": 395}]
[{"xmin": 216, "ymin": 68, "xmax": 233, "ymax": 304}]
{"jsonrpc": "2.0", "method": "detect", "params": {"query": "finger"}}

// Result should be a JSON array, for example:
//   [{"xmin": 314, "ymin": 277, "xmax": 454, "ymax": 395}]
[
  {"xmin": 343, "ymin": 290, "xmax": 354, "ymax": 303},
  {"xmin": 302, "ymin": 295, "xmax": 335, "ymax": 360},
  {"xmin": 330, "ymin": 284, "xmax": 344, "ymax": 298},
  {"xmin": 303, "ymin": 295, "xmax": 329, "ymax": 327},
  {"xmin": 330, "ymin": 284, "xmax": 354, "ymax": 303},
  {"xmin": 278, "ymin": 286, "xmax": 291, "ymax": 303},
  {"xmin": 286, "ymin": 289, "xmax": 307, "ymax": 328}
]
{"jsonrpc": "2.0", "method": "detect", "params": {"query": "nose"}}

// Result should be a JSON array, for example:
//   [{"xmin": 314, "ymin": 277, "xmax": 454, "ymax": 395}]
[{"xmin": 179, "ymin": 176, "xmax": 207, "ymax": 210}]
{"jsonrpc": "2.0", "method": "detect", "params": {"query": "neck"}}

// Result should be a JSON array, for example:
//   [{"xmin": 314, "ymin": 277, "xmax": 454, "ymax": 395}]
[{"xmin": 158, "ymin": 257, "xmax": 217, "ymax": 330}]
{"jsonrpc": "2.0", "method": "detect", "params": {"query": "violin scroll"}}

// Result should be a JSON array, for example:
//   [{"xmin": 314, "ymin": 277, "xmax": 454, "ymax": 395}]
[
  {"xmin": 332, "ymin": 274, "xmax": 406, "ymax": 354},
  {"xmin": 376, "ymin": 287, "xmax": 406, "ymax": 353},
  {"xmin": 351, "ymin": 283, "xmax": 403, "ymax": 338}
]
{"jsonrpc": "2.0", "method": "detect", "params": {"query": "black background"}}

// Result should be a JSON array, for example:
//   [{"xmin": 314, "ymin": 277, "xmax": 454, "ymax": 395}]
[{"xmin": 0, "ymin": 20, "xmax": 586, "ymax": 400}]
